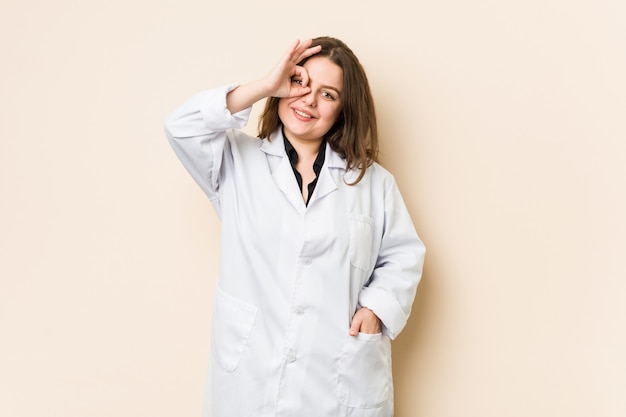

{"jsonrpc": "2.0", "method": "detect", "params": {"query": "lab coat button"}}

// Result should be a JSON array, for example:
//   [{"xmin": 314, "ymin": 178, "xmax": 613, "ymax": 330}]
[
  {"xmin": 300, "ymin": 257, "xmax": 312, "ymax": 265},
  {"xmin": 293, "ymin": 306, "xmax": 305, "ymax": 315},
  {"xmin": 285, "ymin": 350, "xmax": 296, "ymax": 363}
]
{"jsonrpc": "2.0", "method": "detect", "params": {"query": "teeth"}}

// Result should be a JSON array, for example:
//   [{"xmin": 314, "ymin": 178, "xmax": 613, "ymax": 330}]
[{"xmin": 294, "ymin": 110, "xmax": 312, "ymax": 118}]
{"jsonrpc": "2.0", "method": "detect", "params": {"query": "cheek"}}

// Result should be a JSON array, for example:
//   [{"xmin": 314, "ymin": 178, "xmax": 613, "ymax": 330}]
[{"xmin": 324, "ymin": 106, "xmax": 342, "ymax": 126}]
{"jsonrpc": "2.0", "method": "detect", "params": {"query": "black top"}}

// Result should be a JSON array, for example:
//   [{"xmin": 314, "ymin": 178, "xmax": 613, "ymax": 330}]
[{"xmin": 283, "ymin": 135, "xmax": 327, "ymax": 206}]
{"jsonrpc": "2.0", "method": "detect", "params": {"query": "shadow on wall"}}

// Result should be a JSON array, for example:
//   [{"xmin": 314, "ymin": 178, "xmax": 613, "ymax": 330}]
[{"xmin": 391, "ymin": 257, "xmax": 439, "ymax": 405}]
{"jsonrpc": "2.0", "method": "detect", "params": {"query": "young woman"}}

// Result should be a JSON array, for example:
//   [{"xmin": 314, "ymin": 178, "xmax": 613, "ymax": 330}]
[{"xmin": 165, "ymin": 36, "xmax": 425, "ymax": 417}]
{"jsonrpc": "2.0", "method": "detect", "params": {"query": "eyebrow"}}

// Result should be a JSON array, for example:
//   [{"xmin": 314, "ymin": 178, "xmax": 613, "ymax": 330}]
[{"xmin": 320, "ymin": 85, "xmax": 342, "ymax": 96}]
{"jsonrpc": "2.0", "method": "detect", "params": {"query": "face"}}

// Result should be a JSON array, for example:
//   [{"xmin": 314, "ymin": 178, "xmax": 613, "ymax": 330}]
[{"xmin": 278, "ymin": 56, "xmax": 343, "ymax": 145}]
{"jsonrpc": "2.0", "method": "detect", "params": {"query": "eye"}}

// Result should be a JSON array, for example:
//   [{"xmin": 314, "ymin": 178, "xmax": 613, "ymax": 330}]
[
  {"xmin": 291, "ymin": 78, "xmax": 303, "ymax": 86},
  {"xmin": 321, "ymin": 91, "xmax": 335, "ymax": 100}
]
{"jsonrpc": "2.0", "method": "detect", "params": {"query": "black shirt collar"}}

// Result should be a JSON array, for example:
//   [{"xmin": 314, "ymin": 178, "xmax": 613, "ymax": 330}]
[{"xmin": 282, "ymin": 130, "xmax": 327, "ymax": 205}]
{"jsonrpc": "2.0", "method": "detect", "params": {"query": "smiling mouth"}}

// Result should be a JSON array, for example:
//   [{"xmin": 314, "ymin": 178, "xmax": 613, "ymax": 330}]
[{"xmin": 294, "ymin": 109, "xmax": 313, "ymax": 119}]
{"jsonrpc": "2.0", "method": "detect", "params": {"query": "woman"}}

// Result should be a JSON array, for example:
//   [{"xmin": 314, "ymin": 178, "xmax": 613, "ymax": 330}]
[{"xmin": 164, "ymin": 36, "xmax": 425, "ymax": 417}]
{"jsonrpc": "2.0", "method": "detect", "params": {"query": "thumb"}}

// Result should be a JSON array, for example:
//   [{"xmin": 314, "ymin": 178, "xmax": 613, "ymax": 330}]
[
  {"xmin": 349, "ymin": 314, "xmax": 362, "ymax": 337},
  {"xmin": 289, "ymin": 86, "xmax": 311, "ymax": 98}
]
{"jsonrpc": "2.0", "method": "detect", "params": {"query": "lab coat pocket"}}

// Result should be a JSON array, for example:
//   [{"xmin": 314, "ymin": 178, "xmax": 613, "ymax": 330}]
[
  {"xmin": 348, "ymin": 214, "xmax": 374, "ymax": 272},
  {"xmin": 337, "ymin": 332, "xmax": 392, "ymax": 409},
  {"xmin": 211, "ymin": 286, "xmax": 258, "ymax": 373}
]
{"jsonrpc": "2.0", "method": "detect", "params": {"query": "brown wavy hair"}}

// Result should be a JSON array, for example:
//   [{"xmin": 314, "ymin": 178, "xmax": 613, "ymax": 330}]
[{"xmin": 258, "ymin": 36, "xmax": 379, "ymax": 185}]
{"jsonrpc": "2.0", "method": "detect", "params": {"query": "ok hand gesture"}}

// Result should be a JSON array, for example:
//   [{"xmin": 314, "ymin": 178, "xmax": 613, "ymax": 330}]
[
  {"xmin": 226, "ymin": 39, "xmax": 321, "ymax": 114},
  {"xmin": 261, "ymin": 39, "xmax": 322, "ymax": 98}
]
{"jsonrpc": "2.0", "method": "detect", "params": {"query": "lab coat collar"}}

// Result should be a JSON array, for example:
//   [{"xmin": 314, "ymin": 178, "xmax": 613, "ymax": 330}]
[
  {"xmin": 259, "ymin": 127, "xmax": 347, "ymax": 169},
  {"xmin": 259, "ymin": 129, "xmax": 285, "ymax": 157},
  {"xmin": 260, "ymin": 127, "xmax": 347, "ymax": 212}
]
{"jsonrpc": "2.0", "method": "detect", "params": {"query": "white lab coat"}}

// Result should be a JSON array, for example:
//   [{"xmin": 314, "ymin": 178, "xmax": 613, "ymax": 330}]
[{"xmin": 164, "ymin": 85, "xmax": 425, "ymax": 417}]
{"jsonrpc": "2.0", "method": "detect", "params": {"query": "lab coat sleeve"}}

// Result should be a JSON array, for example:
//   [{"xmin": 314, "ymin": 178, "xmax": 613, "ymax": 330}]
[
  {"xmin": 358, "ymin": 179, "xmax": 426, "ymax": 339},
  {"xmin": 163, "ymin": 85, "xmax": 252, "ymax": 211}
]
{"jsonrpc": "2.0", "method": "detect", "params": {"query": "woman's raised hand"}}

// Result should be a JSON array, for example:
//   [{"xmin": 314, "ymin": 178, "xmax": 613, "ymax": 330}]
[
  {"xmin": 262, "ymin": 39, "xmax": 322, "ymax": 98},
  {"xmin": 226, "ymin": 39, "xmax": 321, "ymax": 114}
]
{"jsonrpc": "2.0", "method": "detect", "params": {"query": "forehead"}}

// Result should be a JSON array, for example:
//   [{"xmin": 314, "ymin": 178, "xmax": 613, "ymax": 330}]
[{"xmin": 303, "ymin": 56, "xmax": 343, "ymax": 90}]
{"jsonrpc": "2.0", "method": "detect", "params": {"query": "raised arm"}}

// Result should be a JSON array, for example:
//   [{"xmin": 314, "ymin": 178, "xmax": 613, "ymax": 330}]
[{"xmin": 163, "ymin": 39, "xmax": 322, "ymax": 213}]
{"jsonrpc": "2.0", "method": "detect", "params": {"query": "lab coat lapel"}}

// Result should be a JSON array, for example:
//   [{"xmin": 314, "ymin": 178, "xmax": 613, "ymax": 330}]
[
  {"xmin": 260, "ymin": 132, "xmax": 306, "ymax": 213},
  {"xmin": 310, "ymin": 164, "xmax": 337, "ymax": 203},
  {"xmin": 273, "ymin": 155, "xmax": 306, "ymax": 213},
  {"xmin": 308, "ymin": 143, "xmax": 346, "ymax": 205}
]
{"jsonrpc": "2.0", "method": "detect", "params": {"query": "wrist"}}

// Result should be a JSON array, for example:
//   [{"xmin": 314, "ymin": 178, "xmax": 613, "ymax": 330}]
[{"xmin": 249, "ymin": 78, "xmax": 274, "ymax": 100}]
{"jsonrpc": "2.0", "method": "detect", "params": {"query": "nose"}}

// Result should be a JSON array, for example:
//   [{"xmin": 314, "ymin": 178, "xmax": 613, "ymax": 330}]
[{"xmin": 301, "ymin": 91, "xmax": 316, "ymax": 107}]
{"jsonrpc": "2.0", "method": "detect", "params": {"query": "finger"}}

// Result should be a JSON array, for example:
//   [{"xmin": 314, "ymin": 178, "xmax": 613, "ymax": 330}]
[
  {"xmin": 292, "ymin": 38, "xmax": 312, "ymax": 57},
  {"xmin": 296, "ymin": 44, "xmax": 322, "ymax": 63},
  {"xmin": 349, "ymin": 315, "xmax": 362, "ymax": 336},
  {"xmin": 360, "ymin": 319, "xmax": 381, "ymax": 334},
  {"xmin": 287, "ymin": 86, "xmax": 310, "ymax": 98},
  {"xmin": 293, "ymin": 65, "xmax": 310, "ymax": 88},
  {"xmin": 287, "ymin": 39, "xmax": 310, "ymax": 63},
  {"xmin": 281, "ymin": 39, "xmax": 303, "ymax": 64},
  {"xmin": 356, "ymin": 307, "xmax": 382, "ymax": 334}
]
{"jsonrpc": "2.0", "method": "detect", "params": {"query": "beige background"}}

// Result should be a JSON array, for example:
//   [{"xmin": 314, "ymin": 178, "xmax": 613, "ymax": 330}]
[{"xmin": 1, "ymin": 0, "xmax": 625, "ymax": 416}]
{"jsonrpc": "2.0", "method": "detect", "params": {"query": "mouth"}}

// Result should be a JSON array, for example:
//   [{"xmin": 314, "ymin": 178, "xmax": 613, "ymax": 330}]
[{"xmin": 292, "ymin": 108, "xmax": 315, "ymax": 120}]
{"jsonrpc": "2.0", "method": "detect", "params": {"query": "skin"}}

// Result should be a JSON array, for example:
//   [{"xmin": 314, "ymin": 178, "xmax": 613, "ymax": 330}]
[{"xmin": 226, "ymin": 39, "xmax": 382, "ymax": 336}]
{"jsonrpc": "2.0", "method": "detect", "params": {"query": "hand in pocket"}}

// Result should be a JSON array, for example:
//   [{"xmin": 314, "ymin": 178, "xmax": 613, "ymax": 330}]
[{"xmin": 349, "ymin": 307, "xmax": 381, "ymax": 336}]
